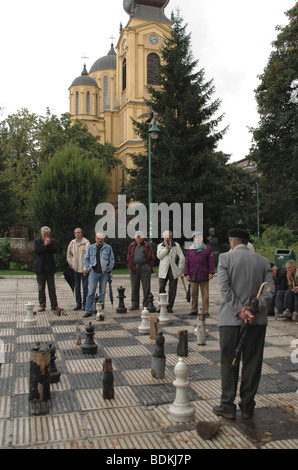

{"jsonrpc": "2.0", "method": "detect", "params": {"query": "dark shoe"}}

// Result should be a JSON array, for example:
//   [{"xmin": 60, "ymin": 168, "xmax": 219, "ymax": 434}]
[
  {"xmin": 188, "ymin": 312, "xmax": 197, "ymax": 316},
  {"xmin": 129, "ymin": 306, "xmax": 139, "ymax": 311},
  {"xmin": 82, "ymin": 312, "xmax": 92, "ymax": 318},
  {"xmin": 212, "ymin": 405, "xmax": 235, "ymax": 420},
  {"xmin": 73, "ymin": 305, "xmax": 82, "ymax": 311},
  {"xmin": 38, "ymin": 307, "xmax": 45, "ymax": 312},
  {"xmin": 167, "ymin": 306, "xmax": 173, "ymax": 313}
]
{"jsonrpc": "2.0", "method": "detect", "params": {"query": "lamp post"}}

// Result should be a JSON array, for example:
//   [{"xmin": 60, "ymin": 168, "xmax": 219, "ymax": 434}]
[
  {"xmin": 148, "ymin": 113, "xmax": 160, "ymax": 244},
  {"xmin": 252, "ymin": 182, "xmax": 260, "ymax": 238}
]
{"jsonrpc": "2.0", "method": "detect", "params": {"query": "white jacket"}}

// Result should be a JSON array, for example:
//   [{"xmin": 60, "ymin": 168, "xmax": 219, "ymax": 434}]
[
  {"xmin": 157, "ymin": 241, "xmax": 185, "ymax": 279},
  {"xmin": 67, "ymin": 237, "xmax": 90, "ymax": 273}
]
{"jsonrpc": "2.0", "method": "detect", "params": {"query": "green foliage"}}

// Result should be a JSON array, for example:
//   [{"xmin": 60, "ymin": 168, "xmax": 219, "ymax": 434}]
[
  {"xmin": 251, "ymin": 225, "xmax": 298, "ymax": 263},
  {"xmin": 0, "ymin": 238, "xmax": 11, "ymax": 269},
  {"xmin": 248, "ymin": 4, "xmax": 298, "ymax": 231},
  {"xmin": 28, "ymin": 143, "xmax": 110, "ymax": 268},
  {"xmin": 125, "ymin": 11, "xmax": 256, "ymax": 242}
]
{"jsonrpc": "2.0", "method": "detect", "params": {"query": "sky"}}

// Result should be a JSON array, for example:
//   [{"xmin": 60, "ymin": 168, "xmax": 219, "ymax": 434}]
[{"xmin": 0, "ymin": 0, "xmax": 294, "ymax": 162}]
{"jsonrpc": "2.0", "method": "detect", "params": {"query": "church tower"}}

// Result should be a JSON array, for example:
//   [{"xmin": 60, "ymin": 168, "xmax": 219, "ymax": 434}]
[{"xmin": 69, "ymin": 0, "xmax": 172, "ymax": 203}]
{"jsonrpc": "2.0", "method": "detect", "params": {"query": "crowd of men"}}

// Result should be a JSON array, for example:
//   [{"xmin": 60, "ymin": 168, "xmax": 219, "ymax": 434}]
[{"xmin": 32, "ymin": 225, "xmax": 297, "ymax": 420}]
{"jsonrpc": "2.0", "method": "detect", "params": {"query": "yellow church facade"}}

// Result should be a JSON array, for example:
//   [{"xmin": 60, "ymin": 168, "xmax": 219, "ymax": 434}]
[{"xmin": 69, "ymin": 0, "xmax": 172, "ymax": 203}]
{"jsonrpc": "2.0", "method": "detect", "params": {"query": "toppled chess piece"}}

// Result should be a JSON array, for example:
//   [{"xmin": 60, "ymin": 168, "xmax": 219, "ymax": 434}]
[
  {"xmin": 81, "ymin": 322, "xmax": 98, "ymax": 355},
  {"xmin": 103, "ymin": 358, "xmax": 114, "ymax": 400},
  {"xmin": 196, "ymin": 421, "xmax": 222, "ymax": 440}
]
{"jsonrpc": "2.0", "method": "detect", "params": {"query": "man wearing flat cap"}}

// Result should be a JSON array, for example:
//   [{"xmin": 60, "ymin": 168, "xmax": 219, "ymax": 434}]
[
  {"xmin": 213, "ymin": 228, "xmax": 274, "ymax": 420},
  {"xmin": 126, "ymin": 231, "xmax": 155, "ymax": 310}
]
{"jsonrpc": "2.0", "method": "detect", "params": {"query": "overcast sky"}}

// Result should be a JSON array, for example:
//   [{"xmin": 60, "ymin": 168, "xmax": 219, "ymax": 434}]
[{"xmin": 0, "ymin": 0, "xmax": 294, "ymax": 162}]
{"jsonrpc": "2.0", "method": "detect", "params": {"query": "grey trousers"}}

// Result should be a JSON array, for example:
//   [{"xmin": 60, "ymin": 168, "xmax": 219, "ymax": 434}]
[
  {"xmin": 219, "ymin": 325, "xmax": 266, "ymax": 415},
  {"xmin": 36, "ymin": 272, "xmax": 58, "ymax": 309},
  {"xmin": 130, "ymin": 264, "xmax": 152, "ymax": 308},
  {"xmin": 159, "ymin": 266, "xmax": 178, "ymax": 309}
]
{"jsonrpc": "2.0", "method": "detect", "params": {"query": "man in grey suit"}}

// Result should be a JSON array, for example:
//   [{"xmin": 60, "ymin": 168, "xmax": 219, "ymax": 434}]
[{"xmin": 213, "ymin": 228, "xmax": 274, "ymax": 420}]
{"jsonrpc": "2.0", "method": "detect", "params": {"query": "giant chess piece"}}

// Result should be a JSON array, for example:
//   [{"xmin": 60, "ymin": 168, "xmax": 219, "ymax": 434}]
[
  {"xmin": 146, "ymin": 293, "xmax": 156, "ymax": 313},
  {"xmin": 81, "ymin": 322, "xmax": 98, "ymax": 355},
  {"xmin": 158, "ymin": 292, "xmax": 170, "ymax": 325},
  {"xmin": 196, "ymin": 421, "xmax": 222, "ymax": 440},
  {"xmin": 177, "ymin": 330, "xmax": 188, "ymax": 357},
  {"xmin": 75, "ymin": 324, "xmax": 82, "ymax": 346},
  {"xmin": 138, "ymin": 307, "xmax": 150, "ymax": 334},
  {"xmin": 150, "ymin": 316, "xmax": 159, "ymax": 340},
  {"xmin": 24, "ymin": 301, "xmax": 37, "ymax": 325},
  {"xmin": 29, "ymin": 341, "xmax": 51, "ymax": 415},
  {"xmin": 48, "ymin": 343, "xmax": 61, "ymax": 384},
  {"xmin": 116, "ymin": 286, "xmax": 127, "ymax": 313},
  {"xmin": 151, "ymin": 331, "xmax": 166, "ymax": 379},
  {"xmin": 103, "ymin": 358, "xmax": 114, "ymax": 400},
  {"xmin": 96, "ymin": 301, "xmax": 105, "ymax": 321},
  {"xmin": 168, "ymin": 357, "xmax": 195, "ymax": 423},
  {"xmin": 197, "ymin": 314, "xmax": 206, "ymax": 345}
]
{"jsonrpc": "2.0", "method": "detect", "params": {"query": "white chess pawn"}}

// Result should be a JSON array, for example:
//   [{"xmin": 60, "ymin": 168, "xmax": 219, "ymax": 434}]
[
  {"xmin": 168, "ymin": 357, "xmax": 195, "ymax": 423},
  {"xmin": 96, "ymin": 301, "xmax": 104, "ymax": 318},
  {"xmin": 24, "ymin": 301, "xmax": 37, "ymax": 325},
  {"xmin": 138, "ymin": 307, "xmax": 150, "ymax": 334},
  {"xmin": 158, "ymin": 292, "xmax": 170, "ymax": 325}
]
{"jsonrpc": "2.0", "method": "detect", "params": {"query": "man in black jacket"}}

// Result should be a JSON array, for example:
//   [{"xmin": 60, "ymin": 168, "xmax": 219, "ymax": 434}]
[{"xmin": 33, "ymin": 226, "xmax": 64, "ymax": 314}]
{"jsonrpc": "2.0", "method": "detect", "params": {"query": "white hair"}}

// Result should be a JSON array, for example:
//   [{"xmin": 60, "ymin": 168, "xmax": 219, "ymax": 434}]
[{"xmin": 41, "ymin": 226, "xmax": 51, "ymax": 234}]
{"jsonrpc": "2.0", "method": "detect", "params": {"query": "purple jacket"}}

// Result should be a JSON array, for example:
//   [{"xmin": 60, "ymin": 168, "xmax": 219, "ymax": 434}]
[{"xmin": 184, "ymin": 243, "xmax": 215, "ymax": 282}]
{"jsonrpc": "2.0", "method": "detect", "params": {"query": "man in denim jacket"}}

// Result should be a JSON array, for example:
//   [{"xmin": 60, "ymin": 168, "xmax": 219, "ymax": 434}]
[{"xmin": 83, "ymin": 231, "xmax": 115, "ymax": 318}]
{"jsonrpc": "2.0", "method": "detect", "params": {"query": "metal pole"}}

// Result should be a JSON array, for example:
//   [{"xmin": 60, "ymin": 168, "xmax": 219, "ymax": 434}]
[
  {"xmin": 148, "ymin": 131, "xmax": 152, "ymax": 244},
  {"xmin": 256, "ymin": 182, "xmax": 260, "ymax": 239}
]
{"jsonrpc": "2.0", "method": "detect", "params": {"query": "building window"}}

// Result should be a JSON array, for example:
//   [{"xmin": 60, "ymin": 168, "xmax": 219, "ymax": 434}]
[
  {"xmin": 147, "ymin": 53, "xmax": 160, "ymax": 85},
  {"xmin": 76, "ymin": 91, "xmax": 79, "ymax": 114},
  {"xmin": 104, "ymin": 76, "xmax": 110, "ymax": 110},
  {"xmin": 95, "ymin": 93, "xmax": 98, "ymax": 116},
  {"xmin": 122, "ymin": 58, "xmax": 127, "ymax": 91},
  {"xmin": 86, "ymin": 91, "xmax": 90, "ymax": 114}
]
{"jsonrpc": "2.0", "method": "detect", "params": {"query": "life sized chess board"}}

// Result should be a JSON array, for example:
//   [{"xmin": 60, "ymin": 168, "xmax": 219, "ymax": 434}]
[{"xmin": 0, "ymin": 276, "xmax": 297, "ymax": 450}]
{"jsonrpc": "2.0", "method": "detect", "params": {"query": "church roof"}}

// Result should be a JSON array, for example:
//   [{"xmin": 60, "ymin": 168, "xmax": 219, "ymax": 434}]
[
  {"xmin": 71, "ymin": 65, "xmax": 99, "ymax": 87},
  {"xmin": 90, "ymin": 45, "xmax": 117, "ymax": 73},
  {"xmin": 123, "ymin": 0, "xmax": 171, "ymax": 22}
]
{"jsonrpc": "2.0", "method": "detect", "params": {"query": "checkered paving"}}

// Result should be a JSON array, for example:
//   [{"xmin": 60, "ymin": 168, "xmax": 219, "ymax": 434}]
[{"xmin": 0, "ymin": 275, "xmax": 297, "ymax": 449}]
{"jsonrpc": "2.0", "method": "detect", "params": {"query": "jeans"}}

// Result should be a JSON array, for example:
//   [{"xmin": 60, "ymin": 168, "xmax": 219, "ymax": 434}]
[
  {"xmin": 85, "ymin": 271, "xmax": 108, "ymax": 313},
  {"xmin": 73, "ymin": 271, "xmax": 89, "ymax": 307}
]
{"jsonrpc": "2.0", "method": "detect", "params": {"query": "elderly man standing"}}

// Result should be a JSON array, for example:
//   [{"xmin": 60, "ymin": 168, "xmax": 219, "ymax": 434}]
[
  {"xmin": 33, "ymin": 226, "xmax": 64, "ymax": 314},
  {"xmin": 213, "ymin": 228, "xmax": 274, "ymax": 420},
  {"xmin": 83, "ymin": 232, "xmax": 114, "ymax": 318},
  {"xmin": 67, "ymin": 228, "xmax": 90, "ymax": 311},
  {"xmin": 157, "ymin": 231, "xmax": 185, "ymax": 313},
  {"xmin": 126, "ymin": 231, "xmax": 155, "ymax": 311},
  {"xmin": 184, "ymin": 231, "xmax": 215, "ymax": 316}
]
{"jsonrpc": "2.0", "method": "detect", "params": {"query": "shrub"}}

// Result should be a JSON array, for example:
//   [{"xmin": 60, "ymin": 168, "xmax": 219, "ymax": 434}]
[{"xmin": 0, "ymin": 238, "xmax": 11, "ymax": 269}]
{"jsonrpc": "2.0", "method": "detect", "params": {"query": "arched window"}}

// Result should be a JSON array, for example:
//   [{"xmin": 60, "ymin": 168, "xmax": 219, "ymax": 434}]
[
  {"xmin": 86, "ymin": 91, "xmax": 90, "ymax": 114},
  {"xmin": 122, "ymin": 58, "xmax": 127, "ymax": 91},
  {"xmin": 95, "ymin": 93, "xmax": 98, "ymax": 116},
  {"xmin": 104, "ymin": 76, "xmax": 110, "ymax": 110},
  {"xmin": 76, "ymin": 91, "xmax": 79, "ymax": 115},
  {"xmin": 147, "ymin": 53, "xmax": 160, "ymax": 85}
]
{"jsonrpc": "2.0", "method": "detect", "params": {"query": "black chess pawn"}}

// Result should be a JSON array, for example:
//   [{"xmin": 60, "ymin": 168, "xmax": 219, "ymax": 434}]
[
  {"xmin": 116, "ymin": 286, "xmax": 127, "ymax": 313},
  {"xmin": 81, "ymin": 322, "xmax": 98, "ymax": 354},
  {"xmin": 146, "ymin": 293, "xmax": 156, "ymax": 313},
  {"xmin": 151, "ymin": 332, "xmax": 166, "ymax": 378},
  {"xmin": 48, "ymin": 343, "xmax": 61, "ymax": 384}
]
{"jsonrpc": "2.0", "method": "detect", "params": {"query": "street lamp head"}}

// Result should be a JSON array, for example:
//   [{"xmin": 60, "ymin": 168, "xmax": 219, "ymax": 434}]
[
  {"xmin": 148, "ymin": 122, "xmax": 160, "ymax": 140},
  {"xmin": 251, "ymin": 188, "xmax": 257, "ymax": 195}
]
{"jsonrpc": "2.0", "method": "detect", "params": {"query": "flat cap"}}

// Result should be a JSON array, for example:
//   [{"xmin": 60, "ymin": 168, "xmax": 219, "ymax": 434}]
[{"xmin": 228, "ymin": 228, "xmax": 250, "ymax": 241}]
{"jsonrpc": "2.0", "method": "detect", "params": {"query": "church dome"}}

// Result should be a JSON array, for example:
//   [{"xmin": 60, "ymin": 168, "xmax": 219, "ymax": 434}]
[
  {"xmin": 90, "ymin": 44, "xmax": 117, "ymax": 73},
  {"xmin": 123, "ymin": 0, "xmax": 170, "ymax": 14},
  {"xmin": 71, "ymin": 65, "xmax": 99, "ymax": 87}
]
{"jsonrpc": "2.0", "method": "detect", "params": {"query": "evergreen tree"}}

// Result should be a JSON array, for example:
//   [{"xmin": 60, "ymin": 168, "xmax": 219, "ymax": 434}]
[
  {"xmin": 125, "ymin": 12, "xmax": 254, "ymax": 240},
  {"xmin": 249, "ymin": 4, "xmax": 298, "ymax": 231}
]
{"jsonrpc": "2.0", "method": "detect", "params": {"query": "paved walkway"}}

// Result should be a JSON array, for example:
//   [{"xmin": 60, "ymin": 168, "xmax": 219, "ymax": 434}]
[{"xmin": 0, "ymin": 274, "xmax": 297, "ymax": 450}]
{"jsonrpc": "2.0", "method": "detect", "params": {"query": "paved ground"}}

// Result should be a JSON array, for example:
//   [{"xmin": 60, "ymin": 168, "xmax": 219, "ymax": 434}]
[{"xmin": 0, "ymin": 273, "xmax": 297, "ymax": 451}]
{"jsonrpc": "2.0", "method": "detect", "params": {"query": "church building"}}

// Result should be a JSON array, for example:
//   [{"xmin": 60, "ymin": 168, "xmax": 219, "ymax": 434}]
[{"xmin": 68, "ymin": 0, "xmax": 173, "ymax": 203}]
